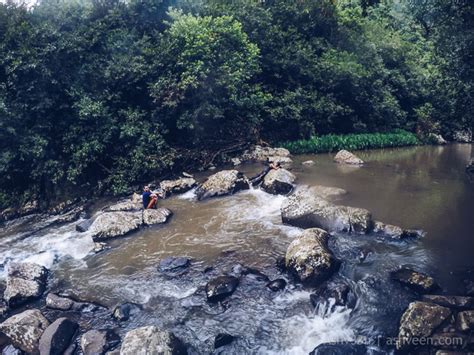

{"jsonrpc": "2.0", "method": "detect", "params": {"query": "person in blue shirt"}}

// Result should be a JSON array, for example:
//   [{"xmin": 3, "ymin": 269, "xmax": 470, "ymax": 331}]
[{"xmin": 142, "ymin": 185, "xmax": 157, "ymax": 209}]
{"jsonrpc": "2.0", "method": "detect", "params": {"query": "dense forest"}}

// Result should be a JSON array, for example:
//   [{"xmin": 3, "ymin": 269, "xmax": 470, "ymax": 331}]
[{"xmin": 0, "ymin": 0, "xmax": 472, "ymax": 210}]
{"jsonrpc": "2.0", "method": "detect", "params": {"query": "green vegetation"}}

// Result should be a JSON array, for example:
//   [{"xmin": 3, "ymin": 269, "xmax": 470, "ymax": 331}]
[
  {"xmin": 281, "ymin": 131, "xmax": 420, "ymax": 154},
  {"xmin": 0, "ymin": 0, "xmax": 472, "ymax": 209}
]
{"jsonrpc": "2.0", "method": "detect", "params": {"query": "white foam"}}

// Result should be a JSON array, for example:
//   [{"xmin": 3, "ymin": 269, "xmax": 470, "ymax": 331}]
[{"xmin": 178, "ymin": 188, "xmax": 197, "ymax": 200}]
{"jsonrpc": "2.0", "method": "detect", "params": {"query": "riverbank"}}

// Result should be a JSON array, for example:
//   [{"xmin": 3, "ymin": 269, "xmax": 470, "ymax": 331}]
[{"xmin": 280, "ymin": 130, "xmax": 421, "ymax": 154}]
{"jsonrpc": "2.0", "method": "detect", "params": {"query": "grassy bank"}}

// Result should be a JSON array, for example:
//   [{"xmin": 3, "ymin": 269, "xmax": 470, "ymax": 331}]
[{"xmin": 280, "ymin": 130, "xmax": 420, "ymax": 154}]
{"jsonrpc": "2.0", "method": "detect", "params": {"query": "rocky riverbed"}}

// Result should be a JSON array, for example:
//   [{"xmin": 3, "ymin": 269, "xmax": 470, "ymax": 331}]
[{"xmin": 0, "ymin": 144, "xmax": 473, "ymax": 354}]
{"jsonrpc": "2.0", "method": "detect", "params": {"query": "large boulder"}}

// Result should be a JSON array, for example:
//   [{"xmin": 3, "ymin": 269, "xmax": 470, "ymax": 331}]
[
  {"xmin": 334, "ymin": 150, "xmax": 364, "ymax": 165},
  {"xmin": 160, "ymin": 178, "xmax": 196, "ymax": 198},
  {"xmin": 240, "ymin": 145, "xmax": 290, "ymax": 162},
  {"xmin": 80, "ymin": 329, "xmax": 120, "ymax": 355},
  {"xmin": 391, "ymin": 268, "xmax": 439, "ymax": 294},
  {"xmin": 261, "ymin": 168, "xmax": 296, "ymax": 195},
  {"xmin": 0, "ymin": 309, "xmax": 50, "ymax": 353},
  {"xmin": 120, "ymin": 326, "xmax": 187, "ymax": 355},
  {"xmin": 195, "ymin": 170, "xmax": 249, "ymax": 201},
  {"xmin": 281, "ymin": 189, "xmax": 372, "ymax": 233},
  {"xmin": 285, "ymin": 228, "xmax": 339, "ymax": 286},
  {"xmin": 90, "ymin": 212, "xmax": 143, "ymax": 241},
  {"xmin": 205, "ymin": 276, "xmax": 239, "ymax": 302},
  {"xmin": 105, "ymin": 200, "xmax": 141, "ymax": 212},
  {"xmin": 143, "ymin": 208, "xmax": 172, "ymax": 226},
  {"xmin": 4, "ymin": 262, "xmax": 48, "ymax": 307},
  {"xmin": 397, "ymin": 301, "xmax": 451, "ymax": 350},
  {"xmin": 39, "ymin": 317, "xmax": 78, "ymax": 355}
]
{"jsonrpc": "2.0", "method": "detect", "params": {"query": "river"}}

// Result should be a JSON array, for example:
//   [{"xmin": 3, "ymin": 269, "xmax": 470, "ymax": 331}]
[{"xmin": 0, "ymin": 143, "xmax": 472, "ymax": 354}]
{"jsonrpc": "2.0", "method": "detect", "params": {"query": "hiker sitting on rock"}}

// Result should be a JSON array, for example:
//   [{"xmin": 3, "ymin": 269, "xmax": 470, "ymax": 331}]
[
  {"xmin": 249, "ymin": 161, "xmax": 281, "ymax": 186},
  {"xmin": 142, "ymin": 185, "xmax": 159, "ymax": 209}
]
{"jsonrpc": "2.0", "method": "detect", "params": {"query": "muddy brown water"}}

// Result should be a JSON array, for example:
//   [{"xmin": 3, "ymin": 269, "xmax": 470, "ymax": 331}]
[{"xmin": 0, "ymin": 143, "xmax": 472, "ymax": 353}]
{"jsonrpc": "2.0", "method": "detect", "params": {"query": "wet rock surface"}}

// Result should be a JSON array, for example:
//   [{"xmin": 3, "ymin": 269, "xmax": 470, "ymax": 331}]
[
  {"xmin": 421, "ymin": 295, "xmax": 474, "ymax": 310},
  {"xmin": 266, "ymin": 279, "xmax": 287, "ymax": 292},
  {"xmin": 46, "ymin": 293, "xmax": 74, "ymax": 311},
  {"xmin": 38, "ymin": 317, "xmax": 78, "ymax": 355},
  {"xmin": 205, "ymin": 276, "xmax": 239, "ymax": 302},
  {"xmin": 397, "ymin": 301, "xmax": 451, "ymax": 350},
  {"xmin": 76, "ymin": 218, "xmax": 93, "ymax": 233},
  {"xmin": 281, "ymin": 189, "xmax": 372, "ymax": 233},
  {"xmin": 214, "ymin": 333, "xmax": 234, "ymax": 349},
  {"xmin": 261, "ymin": 168, "xmax": 296, "ymax": 195},
  {"xmin": 4, "ymin": 262, "xmax": 48, "ymax": 307},
  {"xmin": 112, "ymin": 302, "xmax": 142, "ymax": 322},
  {"xmin": 334, "ymin": 150, "xmax": 364, "ymax": 165},
  {"xmin": 456, "ymin": 310, "xmax": 474, "ymax": 332},
  {"xmin": 120, "ymin": 326, "xmax": 187, "ymax": 355},
  {"xmin": 142, "ymin": 208, "xmax": 172, "ymax": 226},
  {"xmin": 90, "ymin": 211, "xmax": 143, "ymax": 241},
  {"xmin": 310, "ymin": 281, "xmax": 356, "ymax": 310},
  {"xmin": 195, "ymin": 170, "xmax": 249, "ymax": 201},
  {"xmin": 391, "ymin": 268, "xmax": 439, "ymax": 293},
  {"xmin": 0, "ymin": 309, "xmax": 50, "ymax": 353},
  {"xmin": 160, "ymin": 178, "xmax": 196, "ymax": 198},
  {"xmin": 80, "ymin": 329, "xmax": 120, "ymax": 355},
  {"xmin": 310, "ymin": 342, "xmax": 368, "ymax": 355},
  {"xmin": 285, "ymin": 228, "xmax": 339, "ymax": 286},
  {"xmin": 159, "ymin": 257, "xmax": 191, "ymax": 273}
]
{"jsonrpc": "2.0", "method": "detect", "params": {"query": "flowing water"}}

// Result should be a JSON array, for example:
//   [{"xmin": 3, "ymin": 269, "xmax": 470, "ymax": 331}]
[{"xmin": 0, "ymin": 143, "xmax": 473, "ymax": 353}]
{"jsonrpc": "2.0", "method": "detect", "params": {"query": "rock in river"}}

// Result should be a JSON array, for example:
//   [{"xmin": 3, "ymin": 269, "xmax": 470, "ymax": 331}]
[
  {"xmin": 113, "ymin": 302, "xmax": 142, "ymax": 322},
  {"xmin": 391, "ymin": 268, "xmax": 439, "ymax": 294},
  {"xmin": 261, "ymin": 168, "xmax": 296, "ymax": 195},
  {"xmin": 310, "ymin": 342, "xmax": 368, "ymax": 355},
  {"xmin": 214, "ymin": 333, "xmax": 234, "ymax": 349},
  {"xmin": 421, "ymin": 294, "xmax": 474, "ymax": 310},
  {"xmin": 80, "ymin": 329, "xmax": 120, "ymax": 355},
  {"xmin": 457, "ymin": 310, "xmax": 474, "ymax": 332},
  {"xmin": 281, "ymin": 189, "xmax": 372, "ymax": 233},
  {"xmin": 120, "ymin": 326, "xmax": 187, "ymax": 355},
  {"xmin": 46, "ymin": 293, "xmax": 74, "ymax": 311},
  {"xmin": 39, "ymin": 317, "xmax": 78, "ymax": 355},
  {"xmin": 159, "ymin": 257, "xmax": 190, "ymax": 273},
  {"xmin": 90, "ymin": 211, "xmax": 143, "ymax": 241},
  {"xmin": 205, "ymin": 276, "xmax": 239, "ymax": 302},
  {"xmin": 195, "ymin": 170, "xmax": 249, "ymax": 201},
  {"xmin": 285, "ymin": 228, "xmax": 339, "ymax": 286},
  {"xmin": 160, "ymin": 177, "xmax": 196, "ymax": 198},
  {"xmin": 143, "ymin": 208, "xmax": 172, "ymax": 226},
  {"xmin": 4, "ymin": 262, "xmax": 48, "ymax": 307},
  {"xmin": 266, "ymin": 279, "xmax": 287, "ymax": 292},
  {"xmin": 0, "ymin": 309, "xmax": 50, "ymax": 353},
  {"xmin": 240, "ymin": 145, "xmax": 290, "ymax": 162},
  {"xmin": 397, "ymin": 301, "xmax": 451, "ymax": 350},
  {"xmin": 334, "ymin": 150, "xmax": 364, "ymax": 165}
]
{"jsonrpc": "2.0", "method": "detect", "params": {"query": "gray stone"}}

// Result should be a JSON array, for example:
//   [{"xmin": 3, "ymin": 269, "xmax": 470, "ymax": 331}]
[
  {"xmin": 195, "ymin": 170, "xmax": 249, "ymax": 201},
  {"xmin": 397, "ymin": 301, "xmax": 451, "ymax": 350},
  {"xmin": 105, "ymin": 200, "xmax": 141, "ymax": 212},
  {"xmin": 334, "ymin": 150, "xmax": 364, "ymax": 165},
  {"xmin": 160, "ymin": 178, "xmax": 196, "ymax": 198},
  {"xmin": 285, "ymin": 228, "xmax": 339, "ymax": 286},
  {"xmin": 281, "ymin": 189, "xmax": 372, "ymax": 233},
  {"xmin": 39, "ymin": 317, "xmax": 78, "ymax": 355},
  {"xmin": 302, "ymin": 160, "xmax": 315, "ymax": 166},
  {"xmin": 81, "ymin": 329, "xmax": 120, "ymax": 355},
  {"xmin": 205, "ymin": 276, "xmax": 239, "ymax": 302},
  {"xmin": 120, "ymin": 326, "xmax": 187, "ymax": 355},
  {"xmin": 421, "ymin": 295, "xmax": 474, "ymax": 310},
  {"xmin": 456, "ymin": 310, "xmax": 474, "ymax": 332},
  {"xmin": 261, "ymin": 168, "xmax": 296, "ymax": 195},
  {"xmin": 391, "ymin": 268, "xmax": 439, "ymax": 293},
  {"xmin": 240, "ymin": 145, "xmax": 290, "ymax": 162},
  {"xmin": 429, "ymin": 133, "xmax": 448, "ymax": 145},
  {"xmin": 112, "ymin": 303, "xmax": 142, "ymax": 322},
  {"xmin": 159, "ymin": 257, "xmax": 190, "ymax": 272},
  {"xmin": 1, "ymin": 345, "xmax": 22, "ymax": 355},
  {"xmin": 76, "ymin": 219, "xmax": 93, "ymax": 233},
  {"xmin": 4, "ymin": 262, "xmax": 48, "ymax": 307},
  {"xmin": 267, "ymin": 156, "xmax": 293, "ymax": 168},
  {"xmin": 46, "ymin": 293, "xmax": 74, "ymax": 311},
  {"xmin": 143, "ymin": 208, "xmax": 172, "ymax": 226},
  {"xmin": 0, "ymin": 309, "xmax": 50, "ymax": 353},
  {"xmin": 308, "ymin": 185, "xmax": 347, "ymax": 201},
  {"xmin": 90, "ymin": 212, "xmax": 143, "ymax": 241}
]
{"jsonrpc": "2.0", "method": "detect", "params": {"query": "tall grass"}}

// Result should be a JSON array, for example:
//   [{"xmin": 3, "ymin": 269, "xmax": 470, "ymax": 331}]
[{"xmin": 280, "ymin": 130, "xmax": 420, "ymax": 154}]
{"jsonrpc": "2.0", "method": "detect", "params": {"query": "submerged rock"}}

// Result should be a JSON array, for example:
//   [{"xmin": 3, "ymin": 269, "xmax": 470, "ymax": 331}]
[
  {"xmin": 80, "ymin": 329, "xmax": 120, "ymax": 355},
  {"xmin": 143, "ymin": 208, "xmax": 172, "ymax": 226},
  {"xmin": 310, "ymin": 342, "xmax": 368, "ymax": 355},
  {"xmin": 214, "ymin": 333, "xmax": 234, "ymax": 349},
  {"xmin": 334, "ymin": 150, "xmax": 364, "ymax": 165},
  {"xmin": 76, "ymin": 219, "xmax": 93, "ymax": 233},
  {"xmin": 90, "ymin": 211, "xmax": 143, "ymax": 241},
  {"xmin": 159, "ymin": 257, "xmax": 190, "ymax": 273},
  {"xmin": 281, "ymin": 189, "xmax": 372, "ymax": 233},
  {"xmin": 266, "ymin": 279, "xmax": 287, "ymax": 292},
  {"xmin": 397, "ymin": 301, "xmax": 451, "ymax": 350},
  {"xmin": 0, "ymin": 309, "xmax": 50, "ymax": 353},
  {"xmin": 205, "ymin": 276, "xmax": 239, "ymax": 302},
  {"xmin": 112, "ymin": 302, "xmax": 142, "ymax": 322},
  {"xmin": 195, "ymin": 170, "xmax": 249, "ymax": 201},
  {"xmin": 261, "ymin": 168, "xmax": 296, "ymax": 195},
  {"xmin": 160, "ymin": 178, "xmax": 196, "ymax": 198},
  {"xmin": 39, "ymin": 317, "xmax": 78, "ymax": 355},
  {"xmin": 4, "ymin": 262, "xmax": 48, "ymax": 308},
  {"xmin": 120, "ymin": 326, "xmax": 187, "ymax": 355},
  {"xmin": 309, "ymin": 185, "xmax": 347, "ymax": 201},
  {"xmin": 310, "ymin": 282, "xmax": 356, "ymax": 310},
  {"xmin": 391, "ymin": 268, "xmax": 439, "ymax": 294},
  {"xmin": 285, "ymin": 228, "xmax": 339, "ymax": 286}
]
